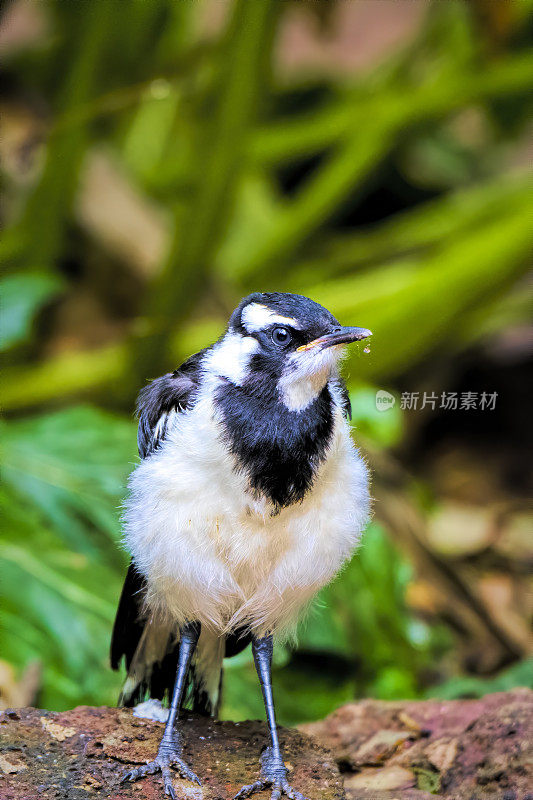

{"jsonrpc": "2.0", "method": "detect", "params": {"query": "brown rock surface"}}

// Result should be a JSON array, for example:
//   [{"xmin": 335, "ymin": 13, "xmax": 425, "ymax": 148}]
[
  {"xmin": 0, "ymin": 706, "xmax": 344, "ymax": 800},
  {"xmin": 301, "ymin": 688, "xmax": 533, "ymax": 800},
  {"xmin": 1, "ymin": 691, "xmax": 531, "ymax": 800}
]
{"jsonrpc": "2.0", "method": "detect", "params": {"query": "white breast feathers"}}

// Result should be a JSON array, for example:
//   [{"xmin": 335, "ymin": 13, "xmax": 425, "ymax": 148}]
[{"xmin": 122, "ymin": 385, "xmax": 370, "ymax": 639}]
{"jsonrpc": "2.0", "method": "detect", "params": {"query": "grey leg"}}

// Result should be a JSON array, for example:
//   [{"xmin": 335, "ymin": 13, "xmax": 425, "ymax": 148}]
[
  {"xmin": 234, "ymin": 634, "xmax": 308, "ymax": 800},
  {"xmin": 123, "ymin": 621, "xmax": 201, "ymax": 799}
]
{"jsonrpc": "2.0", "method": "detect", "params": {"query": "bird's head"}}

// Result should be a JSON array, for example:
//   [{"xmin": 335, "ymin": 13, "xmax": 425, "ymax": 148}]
[{"xmin": 206, "ymin": 292, "xmax": 371, "ymax": 411}]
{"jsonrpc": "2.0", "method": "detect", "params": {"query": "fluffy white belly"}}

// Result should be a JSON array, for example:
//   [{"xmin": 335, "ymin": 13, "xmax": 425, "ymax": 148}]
[{"xmin": 123, "ymin": 394, "xmax": 369, "ymax": 637}]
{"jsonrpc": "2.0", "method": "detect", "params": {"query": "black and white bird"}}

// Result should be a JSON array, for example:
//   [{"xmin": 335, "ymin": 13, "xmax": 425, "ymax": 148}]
[{"xmin": 111, "ymin": 291, "xmax": 372, "ymax": 799}]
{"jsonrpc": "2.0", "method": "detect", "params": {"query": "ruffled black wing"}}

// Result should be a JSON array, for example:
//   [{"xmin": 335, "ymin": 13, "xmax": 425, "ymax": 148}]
[
  {"xmin": 111, "ymin": 352, "xmax": 205, "ymax": 704},
  {"xmin": 136, "ymin": 350, "xmax": 206, "ymax": 459}
]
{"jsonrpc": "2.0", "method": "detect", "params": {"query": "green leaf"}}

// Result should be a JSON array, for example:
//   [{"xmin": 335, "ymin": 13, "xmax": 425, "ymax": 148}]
[
  {"xmin": 303, "ymin": 197, "xmax": 533, "ymax": 380},
  {"xmin": 0, "ymin": 343, "xmax": 128, "ymax": 412},
  {"xmin": 427, "ymin": 659, "xmax": 533, "ymax": 700},
  {"xmin": 240, "ymin": 52, "xmax": 533, "ymax": 281},
  {"xmin": 288, "ymin": 175, "xmax": 531, "ymax": 284},
  {"xmin": 1, "ymin": 406, "xmax": 136, "ymax": 565},
  {"xmin": 415, "ymin": 766, "xmax": 441, "ymax": 794},
  {"xmin": 0, "ymin": 483, "xmax": 124, "ymax": 709},
  {"xmin": 0, "ymin": 406, "xmax": 137, "ymax": 708},
  {"xmin": 122, "ymin": 86, "xmax": 182, "ymax": 186},
  {"xmin": 0, "ymin": 273, "xmax": 63, "ymax": 350}
]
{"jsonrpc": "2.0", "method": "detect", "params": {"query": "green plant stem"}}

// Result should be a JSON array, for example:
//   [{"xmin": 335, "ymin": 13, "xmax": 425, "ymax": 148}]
[
  {"xmin": 242, "ymin": 53, "xmax": 533, "ymax": 282},
  {"xmin": 19, "ymin": 2, "xmax": 118, "ymax": 274},
  {"xmin": 131, "ymin": 0, "xmax": 278, "ymax": 385}
]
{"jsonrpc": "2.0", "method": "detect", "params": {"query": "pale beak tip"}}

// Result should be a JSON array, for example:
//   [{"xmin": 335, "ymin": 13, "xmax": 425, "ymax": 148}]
[{"xmin": 354, "ymin": 328, "xmax": 372, "ymax": 340}]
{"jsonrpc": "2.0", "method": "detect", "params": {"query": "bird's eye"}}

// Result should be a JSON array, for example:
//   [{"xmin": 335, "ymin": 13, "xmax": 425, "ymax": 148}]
[{"xmin": 271, "ymin": 326, "xmax": 292, "ymax": 347}]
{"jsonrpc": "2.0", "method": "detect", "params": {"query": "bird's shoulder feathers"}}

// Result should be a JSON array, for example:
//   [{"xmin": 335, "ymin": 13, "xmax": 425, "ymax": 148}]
[{"xmin": 136, "ymin": 349, "xmax": 208, "ymax": 459}]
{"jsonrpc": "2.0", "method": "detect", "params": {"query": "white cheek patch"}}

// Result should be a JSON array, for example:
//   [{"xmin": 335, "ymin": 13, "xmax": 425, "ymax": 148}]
[
  {"xmin": 278, "ymin": 347, "xmax": 343, "ymax": 412},
  {"xmin": 241, "ymin": 303, "xmax": 298, "ymax": 333},
  {"xmin": 205, "ymin": 332, "xmax": 259, "ymax": 385}
]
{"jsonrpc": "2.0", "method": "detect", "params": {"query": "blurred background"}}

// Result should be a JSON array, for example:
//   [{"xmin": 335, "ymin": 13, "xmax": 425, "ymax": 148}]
[{"xmin": 1, "ymin": 0, "xmax": 532, "ymax": 724}]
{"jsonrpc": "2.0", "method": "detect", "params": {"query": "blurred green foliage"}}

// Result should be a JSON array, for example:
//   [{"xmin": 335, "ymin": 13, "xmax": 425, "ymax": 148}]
[
  {"xmin": 0, "ymin": 408, "xmax": 133, "ymax": 708},
  {"xmin": 0, "ymin": 273, "xmax": 64, "ymax": 350},
  {"xmin": 1, "ymin": 0, "xmax": 532, "ymax": 721}
]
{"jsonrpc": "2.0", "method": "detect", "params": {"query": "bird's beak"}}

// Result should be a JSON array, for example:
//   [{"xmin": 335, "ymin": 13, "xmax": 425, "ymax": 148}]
[{"xmin": 297, "ymin": 326, "xmax": 372, "ymax": 352}]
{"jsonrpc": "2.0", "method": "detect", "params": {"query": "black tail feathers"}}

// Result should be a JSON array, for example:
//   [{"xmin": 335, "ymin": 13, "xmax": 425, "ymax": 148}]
[
  {"xmin": 111, "ymin": 563, "xmax": 253, "ymax": 715},
  {"xmin": 111, "ymin": 562, "xmax": 216, "ymax": 715}
]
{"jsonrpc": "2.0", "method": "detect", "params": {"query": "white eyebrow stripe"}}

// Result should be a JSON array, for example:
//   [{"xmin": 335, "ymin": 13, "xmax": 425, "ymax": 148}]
[
  {"xmin": 205, "ymin": 332, "xmax": 259, "ymax": 384},
  {"xmin": 241, "ymin": 303, "xmax": 299, "ymax": 332}
]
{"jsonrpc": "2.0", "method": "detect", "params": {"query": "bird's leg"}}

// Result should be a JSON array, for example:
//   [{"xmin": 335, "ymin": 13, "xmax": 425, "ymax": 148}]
[
  {"xmin": 123, "ymin": 621, "xmax": 201, "ymax": 799},
  {"xmin": 234, "ymin": 634, "xmax": 308, "ymax": 800}
]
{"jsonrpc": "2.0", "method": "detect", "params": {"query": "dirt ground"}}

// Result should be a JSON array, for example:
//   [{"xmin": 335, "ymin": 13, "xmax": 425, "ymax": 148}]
[
  {"xmin": 0, "ymin": 705, "xmax": 343, "ymax": 800},
  {"xmin": 301, "ymin": 688, "xmax": 532, "ymax": 799},
  {"xmin": 0, "ymin": 690, "xmax": 531, "ymax": 800}
]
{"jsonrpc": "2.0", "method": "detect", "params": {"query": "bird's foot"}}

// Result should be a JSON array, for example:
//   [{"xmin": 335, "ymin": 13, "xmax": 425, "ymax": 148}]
[
  {"xmin": 234, "ymin": 747, "xmax": 308, "ymax": 800},
  {"xmin": 234, "ymin": 777, "xmax": 307, "ymax": 800},
  {"xmin": 122, "ymin": 735, "xmax": 200, "ymax": 799}
]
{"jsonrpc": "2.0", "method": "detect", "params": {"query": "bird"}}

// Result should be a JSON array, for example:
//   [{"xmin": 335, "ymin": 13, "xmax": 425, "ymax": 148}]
[{"xmin": 111, "ymin": 291, "xmax": 372, "ymax": 800}]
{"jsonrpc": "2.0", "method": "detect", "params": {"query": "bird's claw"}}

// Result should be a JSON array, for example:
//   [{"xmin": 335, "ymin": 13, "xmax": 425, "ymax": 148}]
[
  {"xmin": 121, "ymin": 751, "xmax": 200, "ymax": 799},
  {"xmin": 234, "ymin": 777, "xmax": 308, "ymax": 800},
  {"xmin": 170, "ymin": 754, "xmax": 202, "ymax": 785},
  {"xmin": 234, "ymin": 748, "xmax": 308, "ymax": 800}
]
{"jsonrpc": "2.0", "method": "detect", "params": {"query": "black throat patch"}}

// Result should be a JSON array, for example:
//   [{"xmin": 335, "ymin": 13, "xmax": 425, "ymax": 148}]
[{"xmin": 214, "ymin": 377, "xmax": 334, "ymax": 509}]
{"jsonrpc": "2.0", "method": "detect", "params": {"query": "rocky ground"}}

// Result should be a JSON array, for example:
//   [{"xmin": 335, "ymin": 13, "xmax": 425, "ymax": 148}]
[
  {"xmin": 0, "ymin": 705, "xmax": 343, "ymax": 800},
  {"xmin": 0, "ymin": 689, "xmax": 531, "ymax": 800},
  {"xmin": 301, "ymin": 688, "xmax": 532, "ymax": 799}
]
